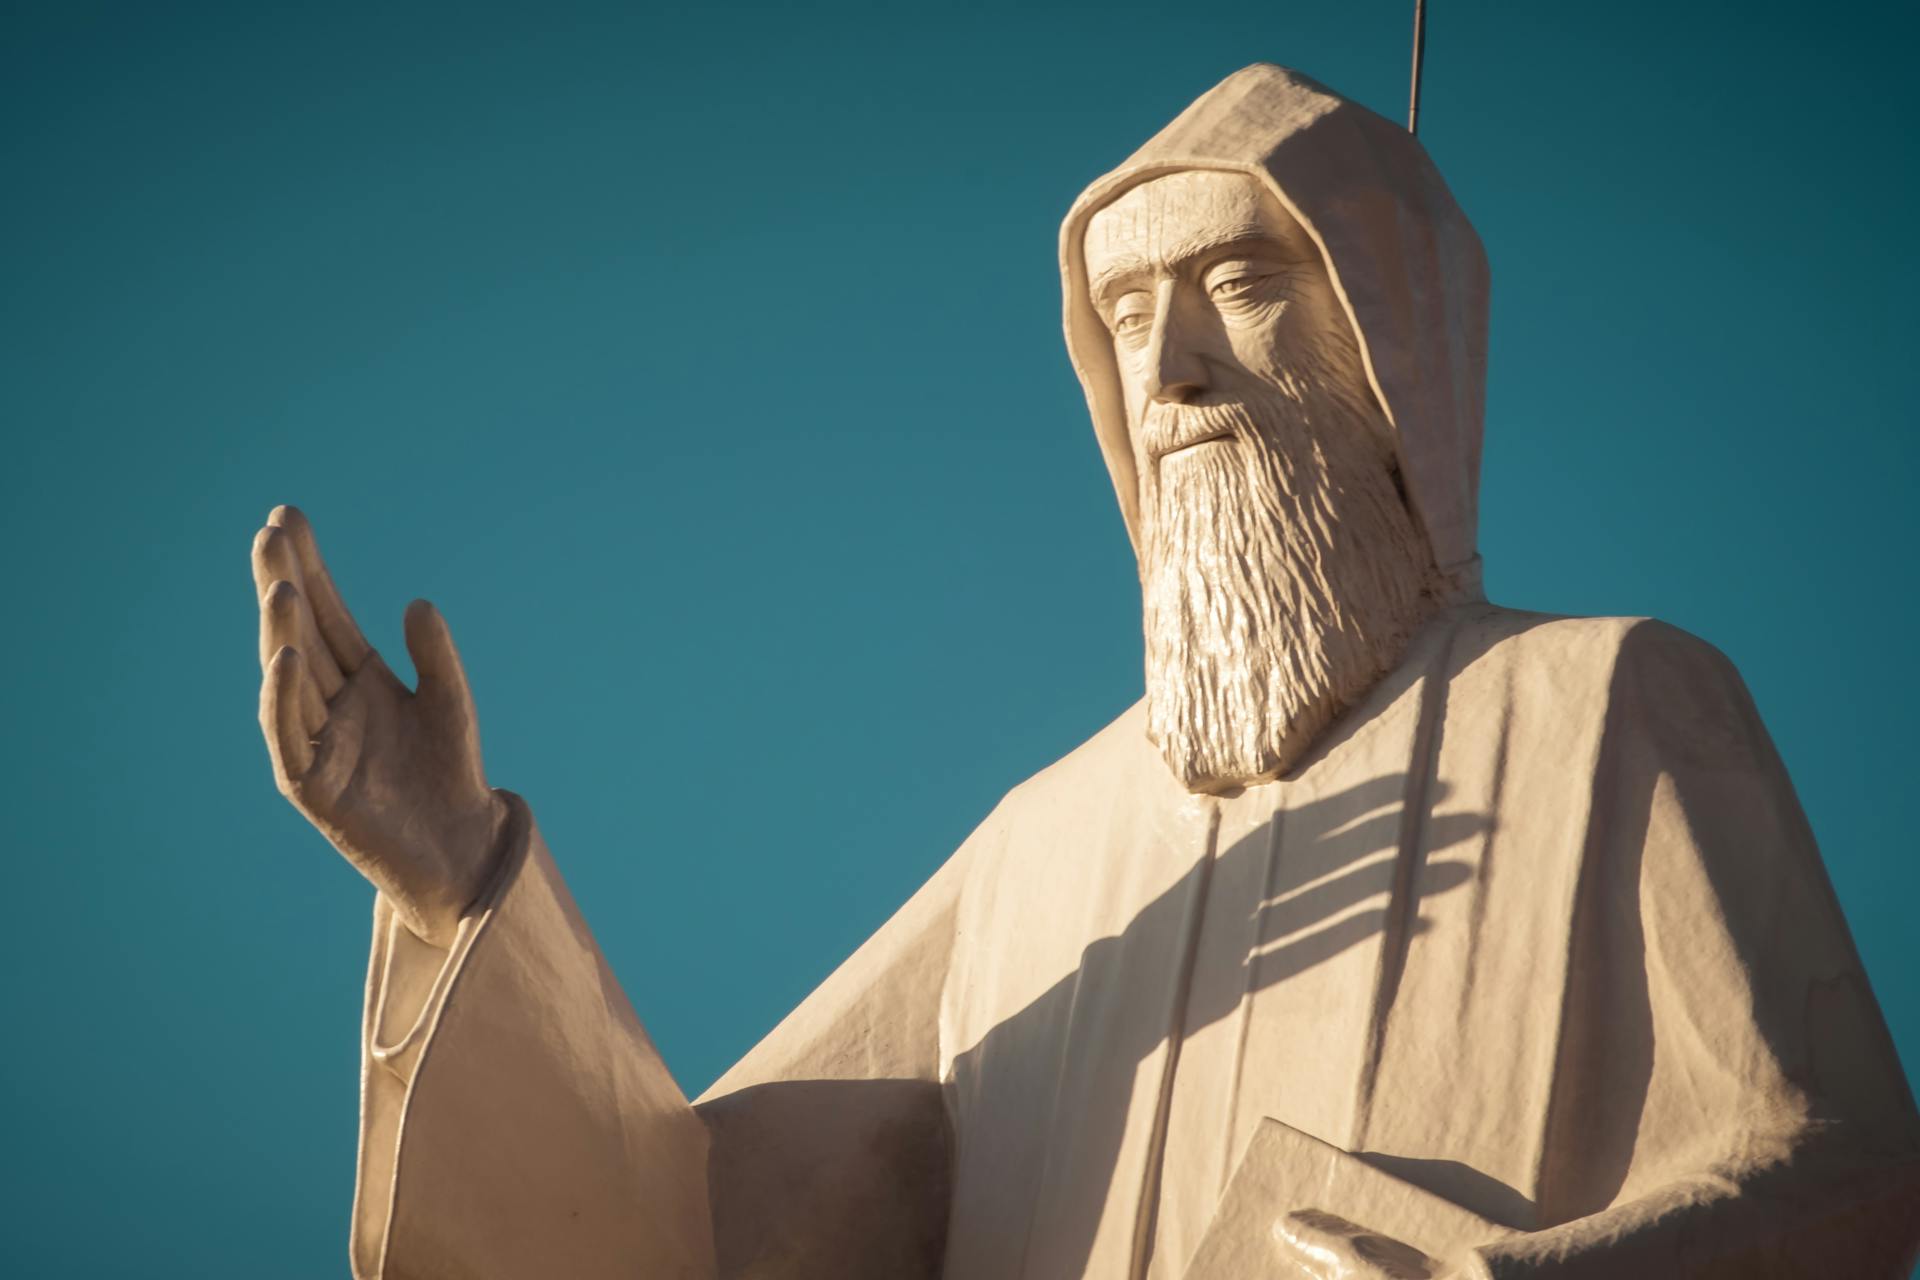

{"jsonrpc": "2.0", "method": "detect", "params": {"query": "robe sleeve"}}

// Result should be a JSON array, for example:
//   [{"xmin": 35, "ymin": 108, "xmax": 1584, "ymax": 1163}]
[
  {"xmin": 352, "ymin": 787, "xmax": 985, "ymax": 1280},
  {"xmin": 351, "ymin": 791, "xmax": 716, "ymax": 1280},
  {"xmin": 690, "ymin": 817, "xmax": 985, "ymax": 1280},
  {"xmin": 1459, "ymin": 622, "xmax": 1920, "ymax": 1278}
]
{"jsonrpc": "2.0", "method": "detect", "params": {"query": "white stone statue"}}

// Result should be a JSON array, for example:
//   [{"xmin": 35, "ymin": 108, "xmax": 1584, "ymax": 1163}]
[{"xmin": 253, "ymin": 65, "xmax": 1920, "ymax": 1279}]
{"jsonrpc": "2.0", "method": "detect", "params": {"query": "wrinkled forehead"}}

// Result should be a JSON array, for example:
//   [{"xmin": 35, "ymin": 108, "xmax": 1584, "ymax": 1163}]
[{"xmin": 1082, "ymin": 169, "xmax": 1301, "ymax": 282}]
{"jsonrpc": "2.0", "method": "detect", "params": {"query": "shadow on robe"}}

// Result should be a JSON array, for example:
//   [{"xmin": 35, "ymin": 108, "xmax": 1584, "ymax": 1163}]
[{"xmin": 701, "ymin": 759, "xmax": 1501, "ymax": 1276}]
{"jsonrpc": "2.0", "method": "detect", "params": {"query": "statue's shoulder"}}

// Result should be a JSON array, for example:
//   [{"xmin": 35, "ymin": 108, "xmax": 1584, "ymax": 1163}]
[
  {"xmin": 1454, "ymin": 604, "xmax": 1748, "ymax": 711},
  {"xmin": 992, "ymin": 699, "xmax": 1163, "ymax": 818}
]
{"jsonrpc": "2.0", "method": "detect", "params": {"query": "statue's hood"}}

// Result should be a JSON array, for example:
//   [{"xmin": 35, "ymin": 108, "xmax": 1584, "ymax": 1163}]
[{"xmin": 1060, "ymin": 63, "xmax": 1489, "ymax": 599}]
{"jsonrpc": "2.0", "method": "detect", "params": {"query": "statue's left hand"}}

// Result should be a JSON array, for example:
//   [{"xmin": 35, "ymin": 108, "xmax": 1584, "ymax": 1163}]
[
  {"xmin": 252, "ymin": 505, "xmax": 507, "ymax": 946},
  {"xmin": 1271, "ymin": 1209, "xmax": 1446, "ymax": 1280}
]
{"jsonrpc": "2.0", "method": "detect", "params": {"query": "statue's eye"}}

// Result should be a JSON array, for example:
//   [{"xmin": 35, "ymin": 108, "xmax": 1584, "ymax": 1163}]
[
  {"xmin": 1205, "ymin": 259, "xmax": 1285, "ymax": 306},
  {"xmin": 1208, "ymin": 273, "xmax": 1263, "ymax": 301},
  {"xmin": 1110, "ymin": 293, "xmax": 1154, "ymax": 344}
]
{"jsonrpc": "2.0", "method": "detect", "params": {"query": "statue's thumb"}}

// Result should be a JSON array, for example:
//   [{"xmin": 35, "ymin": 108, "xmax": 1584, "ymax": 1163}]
[{"xmin": 404, "ymin": 599, "xmax": 473, "ymax": 712}]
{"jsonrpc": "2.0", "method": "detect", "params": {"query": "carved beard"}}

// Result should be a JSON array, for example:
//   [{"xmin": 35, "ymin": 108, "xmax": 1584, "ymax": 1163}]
[{"xmin": 1138, "ymin": 346, "xmax": 1438, "ymax": 793}]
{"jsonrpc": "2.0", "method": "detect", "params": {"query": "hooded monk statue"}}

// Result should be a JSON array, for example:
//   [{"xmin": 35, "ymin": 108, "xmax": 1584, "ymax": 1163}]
[{"xmin": 250, "ymin": 66, "xmax": 1920, "ymax": 1279}]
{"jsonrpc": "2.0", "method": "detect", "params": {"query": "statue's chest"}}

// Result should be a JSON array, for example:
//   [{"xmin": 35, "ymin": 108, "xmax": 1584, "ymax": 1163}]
[{"xmin": 939, "ymin": 696, "xmax": 1481, "ymax": 1279}]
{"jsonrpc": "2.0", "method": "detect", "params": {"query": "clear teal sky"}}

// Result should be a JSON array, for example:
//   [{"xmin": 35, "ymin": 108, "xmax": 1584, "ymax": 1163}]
[{"xmin": 4, "ymin": 2, "xmax": 1915, "ymax": 1274}]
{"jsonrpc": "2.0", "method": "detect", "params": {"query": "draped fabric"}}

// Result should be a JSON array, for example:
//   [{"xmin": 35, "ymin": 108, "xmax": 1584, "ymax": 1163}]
[{"xmin": 351, "ymin": 607, "xmax": 1920, "ymax": 1278}]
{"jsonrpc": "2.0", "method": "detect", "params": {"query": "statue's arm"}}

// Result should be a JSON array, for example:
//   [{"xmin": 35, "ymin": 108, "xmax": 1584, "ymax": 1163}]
[
  {"xmin": 249, "ymin": 508, "xmax": 712, "ymax": 1278},
  {"xmin": 353, "ymin": 794, "xmax": 714, "ymax": 1280},
  {"xmin": 351, "ymin": 789, "xmax": 977, "ymax": 1280},
  {"xmin": 253, "ymin": 507, "xmax": 974, "ymax": 1277},
  {"xmin": 692, "ymin": 827, "xmax": 982, "ymax": 1280},
  {"xmin": 1459, "ymin": 623, "xmax": 1920, "ymax": 1278}
]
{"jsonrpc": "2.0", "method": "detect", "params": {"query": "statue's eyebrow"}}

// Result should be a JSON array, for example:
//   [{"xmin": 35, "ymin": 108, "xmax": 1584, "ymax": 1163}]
[{"xmin": 1087, "ymin": 227, "xmax": 1288, "ymax": 309}]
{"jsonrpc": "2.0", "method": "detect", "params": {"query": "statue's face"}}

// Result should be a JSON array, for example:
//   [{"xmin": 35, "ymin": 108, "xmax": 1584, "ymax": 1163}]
[
  {"xmin": 1082, "ymin": 168, "xmax": 1435, "ymax": 791},
  {"xmin": 1083, "ymin": 169, "xmax": 1359, "ymax": 474}
]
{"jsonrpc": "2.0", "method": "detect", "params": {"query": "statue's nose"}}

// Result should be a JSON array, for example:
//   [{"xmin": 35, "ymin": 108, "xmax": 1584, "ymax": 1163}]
[{"xmin": 1145, "ymin": 289, "xmax": 1208, "ymax": 404}]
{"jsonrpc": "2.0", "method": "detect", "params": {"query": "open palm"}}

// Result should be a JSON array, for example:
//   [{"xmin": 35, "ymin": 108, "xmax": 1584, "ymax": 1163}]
[{"xmin": 252, "ymin": 505, "xmax": 506, "ymax": 944}]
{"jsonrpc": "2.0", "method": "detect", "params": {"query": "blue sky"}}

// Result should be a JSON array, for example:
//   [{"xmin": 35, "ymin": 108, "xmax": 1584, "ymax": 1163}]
[{"xmin": 3, "ymin": 2, "xmax": 1915, "ymax": 1273}]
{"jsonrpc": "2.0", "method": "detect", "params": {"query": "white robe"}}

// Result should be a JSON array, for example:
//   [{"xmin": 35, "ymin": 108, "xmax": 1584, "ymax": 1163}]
[{"xmin": 348, "ymin": 606, "xmax": 1920, "ymax": 1278}]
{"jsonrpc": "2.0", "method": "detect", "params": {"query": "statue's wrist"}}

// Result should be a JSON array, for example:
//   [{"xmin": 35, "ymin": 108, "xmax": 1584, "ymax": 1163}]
[
  {"xmin": 454, "ymin": 791, "xmax": 515, "ymax": 911},
  {"xmin": 389, "ymin": 792, "xmax": 513, "ymax": 946}
]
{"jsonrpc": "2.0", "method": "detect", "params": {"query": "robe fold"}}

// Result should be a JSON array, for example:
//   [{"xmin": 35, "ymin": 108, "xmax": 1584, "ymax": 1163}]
[{"xmin": 350, "ymin": 605, "xmax": 1920, "ymax": 1278}]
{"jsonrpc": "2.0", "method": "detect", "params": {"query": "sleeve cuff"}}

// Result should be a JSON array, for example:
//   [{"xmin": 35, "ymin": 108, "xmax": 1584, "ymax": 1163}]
[{"xmin": 365, "ymin": 793, "xmax": 530, "ymax": 1086}]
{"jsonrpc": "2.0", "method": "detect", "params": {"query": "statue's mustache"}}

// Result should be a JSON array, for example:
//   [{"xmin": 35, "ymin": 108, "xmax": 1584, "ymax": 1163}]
[{"xmin": 1139, "ymin": 400, "xmax": 1264, "ymax": 463}]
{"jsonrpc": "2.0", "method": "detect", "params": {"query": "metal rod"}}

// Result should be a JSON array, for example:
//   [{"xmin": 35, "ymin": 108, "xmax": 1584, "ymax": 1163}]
[{"xmin": 1408, "ymin": 0, "xmax": 1427, "ymax": 134}]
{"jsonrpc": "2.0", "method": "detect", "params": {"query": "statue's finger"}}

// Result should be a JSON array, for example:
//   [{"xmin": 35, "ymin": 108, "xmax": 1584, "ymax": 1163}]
[
  {"xmin": 403, "ymin": 599, "xmax": 485, "ymax": 785},
  {"xmin": 1271, "ymin": 1211, "xmax": 1347, "ymax": 1276},
  {"xmin": 403, "ymin": 598, "xmax": 474, "ymax": 709},
  {"xmin": 261, "ymin": 579, "xmax": 345, "ymax": 697},
  {"xmin": 293, "ymin": 651, "xmax": 328, "ymax": 734},
  {"xmin": 262, "ymin": 646, "xmax": 317, "ymax": 783},
  {"xmin": 251, "ymin": 524, "xmax": 303, "ymax": 602},
  {"xmin": 298, "ymin": 680, "xmax": 365, "ymax": 815},
  {"xmin": 267, "ymin": 505, "xmax": 372, "ymax": 674}
]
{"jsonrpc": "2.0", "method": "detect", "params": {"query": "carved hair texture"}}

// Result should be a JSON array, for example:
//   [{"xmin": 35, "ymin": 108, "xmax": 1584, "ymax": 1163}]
[{"xmin": 1139, "ymin": 329, "xmax": 1439, "ymax": 791}]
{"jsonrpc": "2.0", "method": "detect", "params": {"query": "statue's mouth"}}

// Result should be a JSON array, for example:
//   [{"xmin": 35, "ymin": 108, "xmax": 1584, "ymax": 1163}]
[{"xmin": 1155, "ymin": 431, "xmax": 1232, "ymax": 460}]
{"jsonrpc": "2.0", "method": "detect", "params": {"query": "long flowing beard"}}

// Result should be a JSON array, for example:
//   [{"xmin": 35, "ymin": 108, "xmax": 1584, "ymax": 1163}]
[{"xmin": 1140, "ymin": 351, "xmax": 1438, "ymax": 793}]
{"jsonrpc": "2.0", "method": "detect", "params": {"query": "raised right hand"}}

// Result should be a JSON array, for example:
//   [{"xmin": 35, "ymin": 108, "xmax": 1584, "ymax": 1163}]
[{"xmin": 253, "ymin": 505, "xmax": 507, "ymax": 945}]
